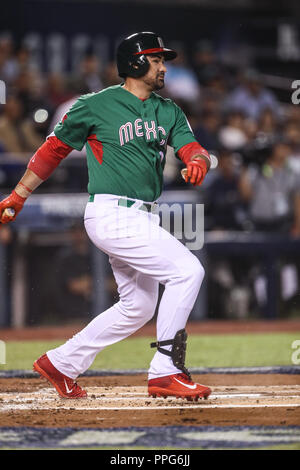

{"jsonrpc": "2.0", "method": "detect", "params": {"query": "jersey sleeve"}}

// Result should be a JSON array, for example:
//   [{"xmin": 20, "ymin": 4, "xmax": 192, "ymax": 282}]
[
  {"xmin": 168, "ymin": 104, "xmax": 197, "ymax": 154},
  {"xmin": 53, "ymin": 97, "xmax": 93, "ymax": 151}
]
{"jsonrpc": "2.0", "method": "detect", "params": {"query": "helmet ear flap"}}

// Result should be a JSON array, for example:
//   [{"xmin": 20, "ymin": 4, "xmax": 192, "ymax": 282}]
[{"xmin": 128, "ymin": 54, "xmax": 150, "ymax": 78}]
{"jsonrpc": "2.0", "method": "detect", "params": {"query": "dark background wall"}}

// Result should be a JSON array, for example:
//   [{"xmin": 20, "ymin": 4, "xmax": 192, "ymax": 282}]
[{"xmin": 2, "ymin": 1, "xmax": 300, "ymax": 75}]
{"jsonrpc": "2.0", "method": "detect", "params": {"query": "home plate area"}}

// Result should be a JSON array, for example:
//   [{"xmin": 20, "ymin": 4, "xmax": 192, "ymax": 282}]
[
  {"xmin": 1, "ymin": 384, "xmax": 300, "ymax": 412},
  {"xmin": 0, "ymin": 372, "xmax": 299, "ymax": 448}
]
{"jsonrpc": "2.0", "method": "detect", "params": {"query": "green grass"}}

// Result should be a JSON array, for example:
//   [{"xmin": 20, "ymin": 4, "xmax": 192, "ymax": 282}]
[{"xmin": 1, "ymin": 332, "xmax": 299, "ymax": 370}]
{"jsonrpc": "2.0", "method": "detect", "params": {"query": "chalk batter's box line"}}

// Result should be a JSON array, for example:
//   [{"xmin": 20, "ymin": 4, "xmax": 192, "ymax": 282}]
[
  {"xmin": 1, "ymin": 365, "xmax": 300, "ymax": 379},
  {"xmin": 1, "ymin": 392, "xmax": 300, "ymax": 402},
  {"xmin": 1, "ymin": 404, "xmax": 300, "ymax": 412}
]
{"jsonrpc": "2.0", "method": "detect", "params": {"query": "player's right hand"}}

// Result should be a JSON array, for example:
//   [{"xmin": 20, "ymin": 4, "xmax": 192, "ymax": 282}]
[
  {"xmin": 0, "ymin": 191, "xmax": 26, "ymax": 224},
  {"xmin": 184, "ymin": 159, "xmax": 208, "ymax": 186}
]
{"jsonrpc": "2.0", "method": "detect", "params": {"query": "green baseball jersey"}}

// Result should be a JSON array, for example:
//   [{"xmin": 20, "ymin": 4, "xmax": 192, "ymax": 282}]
[{"xmin": 54, "ymin": 84, "xmax": 197, "ymax": 201}]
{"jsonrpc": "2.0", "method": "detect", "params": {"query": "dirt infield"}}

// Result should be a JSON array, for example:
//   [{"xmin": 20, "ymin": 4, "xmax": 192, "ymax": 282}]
[
  {"xmin": 1, "ymin": 321, "xmax": 300, "ymax": 448},
  {"xmin": 0, "ymin": 374, "xmax": 299, "ymax": 429}
]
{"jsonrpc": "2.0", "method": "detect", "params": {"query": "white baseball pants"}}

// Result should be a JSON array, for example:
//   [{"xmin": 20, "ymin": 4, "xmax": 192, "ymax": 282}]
[{"xmin": 47, "ymin": 194, "xmax": 205, "ymax": 380}]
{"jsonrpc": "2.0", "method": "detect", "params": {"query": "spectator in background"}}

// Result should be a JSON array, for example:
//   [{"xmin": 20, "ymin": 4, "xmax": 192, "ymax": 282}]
[
  {"xmin": 0, "ymin": 223, "xmax": 13, "ymax": 245},
  {"xmin": 240, "ymin": 111, "xmax": 283, "ymax": 169},
  {"xmin": 239, "ymin": 141, "xmax": 300, "ymax": 315},
  {"xmin": 193, "ymin": 110, "xmax": 221, "ymax": 152},
  {"xmin": 240, "ymin": 109, "xmax": 278, "ymax": 168},
  {"xmin": 224, "ymin": 69, "xmax": 281, "ymax": 121},
  {"xmin": 164, "ymin": 45, "xmax": 201, "ymax": 106},
  {"xmin": 204, "ymin": 148, "xmax": 246, "ymax": 231},
  {"xmin": 204, "ymin": 149, "xmax": 251, "ymax": 318},
  {"xmin": 0, "ymin": 94, "xmax": 44, "ymax": 154},
  {"xmin": 286, "ymin": 105, "xmax": 300, "ymax": 126},
  {"xmin": 0, "ymin": 40, "xmax": 34, "ymax": 87},
  {"xmin": 102, "ymin": 61, "xmax": 121, "ymax": 87},
  {"xmin": 0, "ymin": 39, "xmax": 47, "ymax": 120},
  {"xmin": 71, "ymin": 50, "xmax": 104, "ymax": 94},
  {"xmin": 8, "ymin": 45, "xmax": 33, "ymax": 82},
  {"xmin": 193, "ymin": 40, "xmax": 219, "ymax": 85},
  {"xmin": 283, "ymin": 121, "xmax": 300, "ymax": 175},
  {"xmin": 193, "ymin": 40, "xmax": 228, "ymax": 104},
  {"xmin": 48, "ymin": 81, "xmax": 90, "ymax": 134},
  {"xmin": 283, "ymin": 110, "xmax": 300, "ymax": 167},
  {"xmin": 46, "ymin": 73, "xmax": 74, "ymax": 108},
  {"xmin": 239, "ymin": 141, "xmax": 300, "ymax": 236},
  {"xmin": 54, "ymin": 222, "xmax": 93, "ymax": 322},
  {"xmin": 218, "ymin": 111, "xmax": 249, "ymax": 151},
  {"xmin": 43, "ymin": 80, "xmax": 90, "ymax": 193},
  {"xmin": 0, "ymin": 141, "xmax": 6, "ymax": 153},
  {"xmin": 14, "ymin": 68, "xmax": 48, "ymax": 116},
  {"xmin": 258, "ymin": 108, "xmax": 278, "ymax": 139},
  {"xmin": 0, "ymin": 34, "xmax": 18, "ymax": 83}
]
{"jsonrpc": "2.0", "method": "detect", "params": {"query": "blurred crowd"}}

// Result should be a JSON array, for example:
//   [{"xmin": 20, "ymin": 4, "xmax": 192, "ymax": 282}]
[{"xmin": 1, "ymin": 33, "xmax": 300, "ymax": 322}]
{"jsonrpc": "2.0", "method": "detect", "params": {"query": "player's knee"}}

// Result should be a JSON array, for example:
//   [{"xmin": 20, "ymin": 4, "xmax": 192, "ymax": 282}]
[
  {"xmin": 118, "ymin": 289, "xmax": 158, "ymax": 320},
  {"xmin": 143, "ymin": 299, "xmax": 158, "ymax": 320},
  {"xmin": 140, "ymin": 290, "xmax": 159, "ymax": 320},
  {"xmin": 188, "ymin": 256, "xmax": 205, "ymax": 286},
  {"xmin": 179, "ymin": 255, "xmax": 205, "ymax": 286}
]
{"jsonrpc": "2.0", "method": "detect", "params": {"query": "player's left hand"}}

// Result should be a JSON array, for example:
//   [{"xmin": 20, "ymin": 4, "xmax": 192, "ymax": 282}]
[{"xmin": 184, "ymin": 158, "xmax": 208, "ymax": 186}]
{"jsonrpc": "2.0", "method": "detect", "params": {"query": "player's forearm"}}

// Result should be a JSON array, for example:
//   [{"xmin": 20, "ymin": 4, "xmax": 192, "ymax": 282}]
[
  {"xmin": 14, "ymin": 136, "xmax": 73, "ymax": 198},
  {"xmin": 0, "ymin": 136, "xmax": 74, "ymax": 224},
  {"xmin": 14, "ymin": 169, "xmax": 44, "ymax": 198},
  {"xmin": 27, "ymin": 136, "xmax": 74, "ymax": 181}
]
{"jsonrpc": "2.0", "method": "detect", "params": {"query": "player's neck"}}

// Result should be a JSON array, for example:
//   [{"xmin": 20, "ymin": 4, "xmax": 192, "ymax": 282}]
[{"xmin": 123, "ymin": 78, "xmax": 152, "ymax": 100}]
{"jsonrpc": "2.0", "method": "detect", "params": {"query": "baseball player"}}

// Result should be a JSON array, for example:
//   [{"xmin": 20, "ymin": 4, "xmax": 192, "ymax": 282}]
[{"xmin": 0, "ymin": 32, "xmax": 212, "ymax": 401}]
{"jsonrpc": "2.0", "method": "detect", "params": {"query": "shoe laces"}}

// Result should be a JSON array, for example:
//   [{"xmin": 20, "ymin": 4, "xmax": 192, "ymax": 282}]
[
  {"xmin": 71, "ymin": 381, "xmax": 85, "ymax": 397},
  {"xmin": 177, "ymin": 373, "xmax": 193, "ymax": 384},
  {"xmin": 64, "ymin": 377, "xmax": 84, "ymax": 396}
]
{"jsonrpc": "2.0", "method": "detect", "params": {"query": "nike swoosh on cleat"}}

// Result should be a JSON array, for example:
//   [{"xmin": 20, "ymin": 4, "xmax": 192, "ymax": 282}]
[
  {"xmin": 174, "ymin": 378, "xmax": 197, "ymax": 389},
  {"xmin": 64, "ymin": 379, "xmax": 73, "ymax": 394}
]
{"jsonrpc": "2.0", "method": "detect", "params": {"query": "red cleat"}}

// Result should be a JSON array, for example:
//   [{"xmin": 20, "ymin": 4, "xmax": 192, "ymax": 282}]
[
  {"xmin": 148, "ymin": 373, "xmax": 211, "ymax": 401},
  {"xmin": 33, "ymin": 354, "xmax": 87, "ymax": 399}
]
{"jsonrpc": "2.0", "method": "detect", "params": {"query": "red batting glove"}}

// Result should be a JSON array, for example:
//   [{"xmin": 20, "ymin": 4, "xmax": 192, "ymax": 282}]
[
  {"xmin": 185, "ymin": 159, "xmax": 208, "ymax": 186},
  {"xmin": 0, "ymin": 190, "xmax": 26, "ymax": 224}
]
